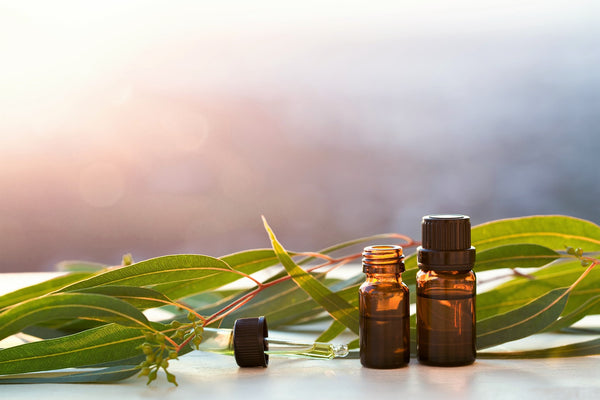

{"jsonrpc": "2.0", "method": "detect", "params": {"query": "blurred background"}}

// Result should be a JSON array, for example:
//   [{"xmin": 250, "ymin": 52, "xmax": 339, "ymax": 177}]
[{"xmin": 1, "ymin": 1, "xmax": 599, "ymax": 272}]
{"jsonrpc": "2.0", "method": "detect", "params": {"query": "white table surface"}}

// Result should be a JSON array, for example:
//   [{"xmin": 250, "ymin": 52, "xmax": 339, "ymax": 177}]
[{"xmin": 1, "ymin": 273, "xmax": 599, "ymax": 400}]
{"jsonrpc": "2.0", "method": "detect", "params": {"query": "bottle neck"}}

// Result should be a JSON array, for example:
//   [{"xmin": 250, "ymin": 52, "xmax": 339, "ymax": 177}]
[
  {"xmin": 364, "ymin": 271, "xmax": 402, "ymax": 283},
  {"xmin": 362, "ymin": 245, "xmax": 405, "ymax": 275}
]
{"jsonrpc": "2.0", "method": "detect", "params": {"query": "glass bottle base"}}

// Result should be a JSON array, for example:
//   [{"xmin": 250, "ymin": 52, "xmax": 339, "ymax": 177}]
[{"xmin": 417, "ymin": 357, "xmax": 475, "ymax": 367}]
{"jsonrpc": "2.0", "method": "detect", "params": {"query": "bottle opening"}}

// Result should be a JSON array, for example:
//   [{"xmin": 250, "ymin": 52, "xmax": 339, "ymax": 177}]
[{"xmin": 362, "ymin": 245, "xmax": 404, "ymax": 273}]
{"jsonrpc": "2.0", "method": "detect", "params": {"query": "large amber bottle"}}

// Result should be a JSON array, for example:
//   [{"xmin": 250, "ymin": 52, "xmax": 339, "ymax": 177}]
[
  {"xmin": 359, "ymin": 245, "xmax": 410, "ymax": 368},
  {"xmin": 416, "ymin": 215, "xmax": 476, "ymax": 366}
]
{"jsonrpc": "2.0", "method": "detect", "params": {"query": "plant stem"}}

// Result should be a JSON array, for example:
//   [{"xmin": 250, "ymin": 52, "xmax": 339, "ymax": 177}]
[{"xmin": 175, "ymin": 234, "xmax": 418, "ymax": 352}]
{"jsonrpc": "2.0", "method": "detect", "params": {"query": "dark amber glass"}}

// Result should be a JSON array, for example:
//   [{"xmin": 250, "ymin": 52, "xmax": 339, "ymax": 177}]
[
  {"xmin": 359, "ymin": 245, "xmax": 410, "ymax": 369},
  {"xmin": 416, "ymin": 269, "xmax": 476, "ymax": 366}
]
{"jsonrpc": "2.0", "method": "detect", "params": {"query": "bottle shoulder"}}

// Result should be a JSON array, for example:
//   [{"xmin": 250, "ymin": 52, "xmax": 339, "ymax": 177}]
[
  {"xmin": 416, "ymin": 269, "xmax": 475, "ymax": 293},
  {"xmin": 416, "ymin": 269, "xmax": 475, "ymax": 281},
  {"xmin": 359, "ymin": 280, "xmax": 409, "ymax": 294}
]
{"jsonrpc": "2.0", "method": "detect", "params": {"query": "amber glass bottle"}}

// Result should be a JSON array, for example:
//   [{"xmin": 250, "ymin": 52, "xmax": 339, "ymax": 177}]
[
  {"xmin": 416, "ymin": 215, "xmax": 476, "ymax": 366},
  {"xmin": 359, "ymin": 245, "xmax": 410, "ymax": 369}
]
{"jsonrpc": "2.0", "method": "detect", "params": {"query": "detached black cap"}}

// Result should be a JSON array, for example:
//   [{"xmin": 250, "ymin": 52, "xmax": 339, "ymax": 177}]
[
  {"xmin": 233, "ymin": 316, "xmax": 269, "ymax": 367},
  {"xmin": 418, "ymin": 214, "xmax": 476, "ymax": 271}
]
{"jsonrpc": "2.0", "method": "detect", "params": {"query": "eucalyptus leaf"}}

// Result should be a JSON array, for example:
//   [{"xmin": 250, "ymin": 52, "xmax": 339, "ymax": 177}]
[
  {"xmin": 218, "ymin": 279, "xmax": 314, "ymax": 328},
  {"xmin": 71, "ymin": 286, "xmax": 175, "ymax": 310},
  {"xmin": 1, "ymin": 214, "xmax": 599, "ymax": 386},
  {"xmin": 542, "ymin": 294, "xmax": 600, "ymax": 332},
  {"xmin": 472, "ymin": 215, "xmax": 600, "ymax": 252},
  {"xmin": 0, "ymin": 293, "xmax": 152, "ymax": 341},
  {"xmin": 58, "ymin": 254, "xmax": 233, "ymax": 292},
  {"xmin": 0, "ymin": 272, "xmax": 92, "ymax": 310},
  {"xmin": 219, "ymin": 273, "xmax": 363, "ymax": 328},
  {"xmin": 0, "ymin": 323, "xmax": 149, "ymax": 374},
  {"xmin": 0, "ymin": 365, "xmax": 138, "ymax": 383},
  {"xmin": 477, "ymin": 288, "xmax": 569, "ymax": 349},
  {"xmin": 153, "ymin": 249, "xmax": 285, "ymax": 300},
  {"xmin": 55, "ymin": 260, "xmax": 109, "ymax": 273},
  {"xmin": 477, "ymin": 259, "xmax": 600, "ymax": 319},
  {"xmin": 475, "ymin": 244, "xmax": 560, "ymax": 272},
  {"xmin": 243, "ymin": 283, "xmax": 359, "ymax": 329},
  {"xmin": 263, "ymin": 217, "xmax": 360, "ymax": 334},
  {"xmin": 478, "ymin": 337, "xmax": 600, "ymax": 359},
  {"xmin": 316, "ymin": 320, "xmax": 347, "ymax": 343}
]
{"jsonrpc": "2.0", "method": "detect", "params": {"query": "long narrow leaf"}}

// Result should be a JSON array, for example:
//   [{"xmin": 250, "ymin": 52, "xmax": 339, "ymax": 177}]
[
  {"xmin": 0, "ymin": 273, "xmax": 92, "ymax": 310},
  {"xmin": 316, "ymin": 320, "xmax": 347, "ymax": 342},
  {"xmin": 0, "ymin": 365, "xmax": 138, "ymax": 383},
  {"xmin": 71, "ymin": 286, "xmax": 175, "ymax": 310},
  {"xmin": 258, "ymin": 284, "xmax": 360, "ymax": 328},
  {"xmin": 153, "ymin": 250, "xmax": 284, "ymax": 300},
  {"xmin": 56, "ymin": 260, "xmax": 109, "ymax": 273},
  {"xmin": 542, "ymin": 295, "xmax": 600, "ymax": 332},
  {"xmin": 478, "ymin": 337, "xmax": 600, "ymax": 359},
  {"xmin": 0, "ymin": 323, "xmax": 165, "ymax": 375},
  {"xmin": 477, "ymin": 288, "xmax": 569, "ymax": 349},
  {"xmin": 477, "ymin": 259, "xmax": 600, "ymax": 319},
  {"xmin": 263, "ymin": 217, "xmax": 360, "ymax": 334},
  {"xmin": 0, "ymin": 293, "xmax": 152, "ymax": 341},
  {"xmin": 220, "ymin": 273, "xmax": 363, "ymax": 328},
  {"xmin": 472, "ymin": 215, "xmax": 600, "ymax": 252},
  {"xmin": 475, "ymin": 244, "xmax": 560, "ymax": 272},
  {"xmin": 58, "ymin": 255, "xmax": 233, "ymax": 292}
]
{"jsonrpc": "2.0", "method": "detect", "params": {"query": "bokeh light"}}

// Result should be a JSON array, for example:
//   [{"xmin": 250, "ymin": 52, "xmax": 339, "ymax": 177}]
[{"xmin": 0, "ymin": 1, "xmax": 598, "ymax": 271}]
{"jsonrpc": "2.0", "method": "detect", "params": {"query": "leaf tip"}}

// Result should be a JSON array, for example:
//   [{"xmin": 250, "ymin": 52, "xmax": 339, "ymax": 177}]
[
  {"xmin": 261, "ymin": 215, "xmax": 269, "ymax": 229},
  {"xmin": 261, "ymin": 216, "xmax": 275, "ymax": 240}
]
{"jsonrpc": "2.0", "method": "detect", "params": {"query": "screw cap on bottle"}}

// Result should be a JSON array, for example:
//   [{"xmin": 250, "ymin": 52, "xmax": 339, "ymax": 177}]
[
  {"xmin": 418, "ymin": 214, "xmax": 476, "ymax": 271},
  {"xmin": 233, "ymin": 316, "xmax": 269, "ymax": 367}
]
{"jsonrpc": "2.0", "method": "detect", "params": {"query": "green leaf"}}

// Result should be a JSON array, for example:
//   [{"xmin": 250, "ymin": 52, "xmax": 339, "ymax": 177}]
[
  {"xmin": 0, "ymin": 293, "xmax": 152, "ymax": 340},
  {"xmin": 263, "ymin": 217, "xmax": 360, "ymax": 334},
  {"xmin": 217, "ymin": 279, "xmax": 315, "ymax": 327},
  {"xmin": 475, "ymin": 244, "xmax": 560, "ymax": 272},
  {"xmin": 56, "ymin": 260, "xmax": 109, "ymax": 273},
  {"xmin": 0, "ymin": 365, "xmax": 138, "ymax": 383},
  {"xmin": 211, "ymin": 234, "xmax": 402, "ymax": 326},
  {"xmin": 0, "ymin": 273, "xmax": 92, "ymax": 310},
  {"xmin": 398, "ymin": 254, "xmax": 420, "ymax": 286},
  {"xmin": 316, "ymin": 320, "xmax": 347, "ymax": 343},
  {"xmin": 478, "ymin": 337, "xmax": 600, "ymax": 359},
  {"xmin": 153, "ymin": 250, "xmax": 283, "ymax": 300},
  {"xmin": 219, "ymin": 274, "xmax": 362, "ymax": 329},
  {"xmin": 57, "ymin": 254, "xmax": 234, "ymax": 293},
  {"xmin": 239, "ymin": 283, "xmax": 360, "ymax": 329},
  {"xmin": 2, "ymin": 214, "xmax": 600, "ymax": 385},
  {"xmin": 71, "ymin": 286, "xmax": 176, "ymax": 310},
  {"xmin": 477, "ymin": 288, "xmax": 569, "ymax": 349},
  {"xmin": 477, "ymin": 259, "xmax": 600, "ymax": 319},
  {"xmin": 347, "ymin": 338, "xmax": 359, "ymax": 350},
  {"xmin": 542, "ymin": 294, "xmax": 600, "ymax": 332},
  {"xmin": 0, "ymin": 324, "xmax": 149, "ymax": 374},
  {"xmin": 472, "ymin": 215, "xmax": 600, "ymax": 252}
]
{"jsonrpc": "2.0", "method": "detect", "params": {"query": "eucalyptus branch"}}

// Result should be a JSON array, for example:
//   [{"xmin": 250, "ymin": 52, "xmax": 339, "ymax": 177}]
[{"xmin": 1, "ymin": 215, "xmax": 600, "ymax": 387}]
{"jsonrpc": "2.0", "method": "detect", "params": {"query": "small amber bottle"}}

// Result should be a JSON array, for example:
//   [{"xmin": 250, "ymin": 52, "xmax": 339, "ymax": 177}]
[
  {"xmin": 359, "ymin": 245, "xmax": 410, "ymax": 368},
  {"xmin": 416, "ymin": 215, "xmax": 476, "ymax": 366}
]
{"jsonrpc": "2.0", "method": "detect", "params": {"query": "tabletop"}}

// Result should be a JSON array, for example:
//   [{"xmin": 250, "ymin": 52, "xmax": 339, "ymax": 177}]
[{"xmin": 1, "ymin": 273, "xmax": 599, "ymax": 400}]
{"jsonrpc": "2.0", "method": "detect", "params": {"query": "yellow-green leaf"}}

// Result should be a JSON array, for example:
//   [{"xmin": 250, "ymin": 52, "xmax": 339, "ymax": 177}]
[{"xmin": 263, "ymin": 217, "xmax": 359, "ymax": 334}]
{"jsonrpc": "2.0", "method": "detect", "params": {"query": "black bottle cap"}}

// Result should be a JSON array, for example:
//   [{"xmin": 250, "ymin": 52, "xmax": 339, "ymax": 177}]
[
  {"xmin": 418, "ymin": 214, "xmax": 476, "ymax": 271},
  {"xmin": 233, "ymin": 316, "xmax": 269, "ymax": 367}
]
